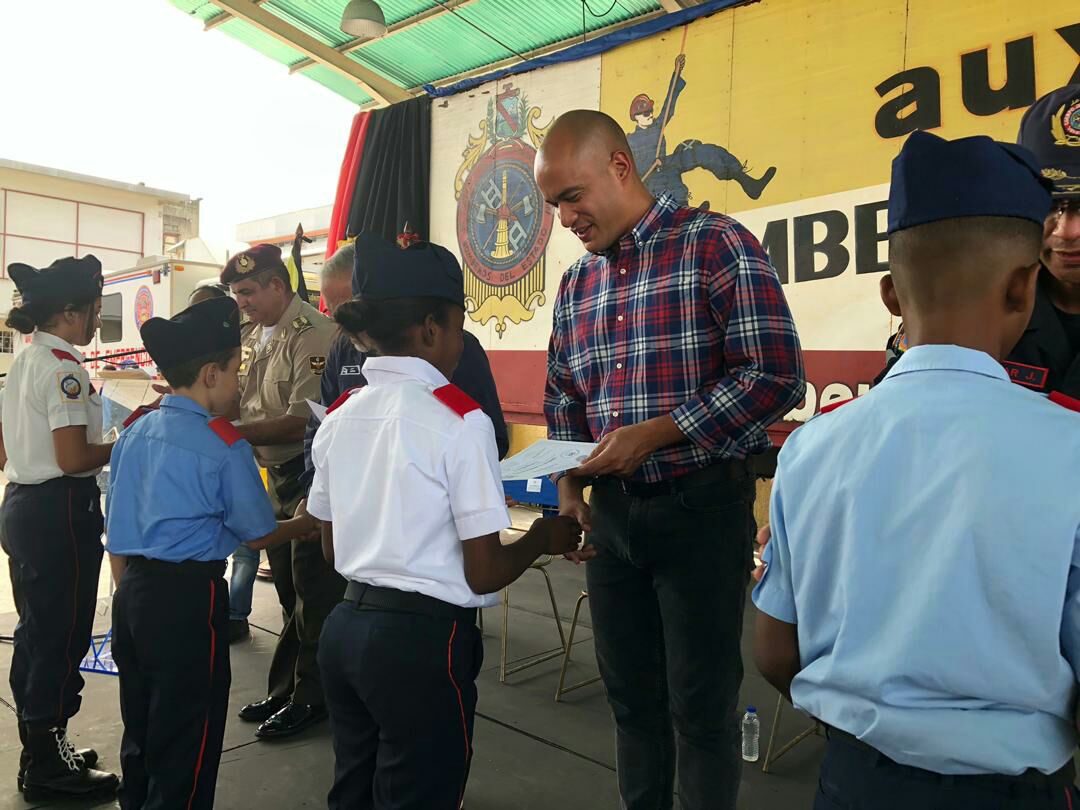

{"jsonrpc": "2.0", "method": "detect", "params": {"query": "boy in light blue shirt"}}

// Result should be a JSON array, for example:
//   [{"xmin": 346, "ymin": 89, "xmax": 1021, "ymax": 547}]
[{"xmin": 753, "ymin": 131, "xmax": 1080, "ymax": 809}]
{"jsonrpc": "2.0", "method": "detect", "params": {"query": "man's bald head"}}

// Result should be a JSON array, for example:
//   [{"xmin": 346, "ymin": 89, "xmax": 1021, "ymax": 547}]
[
  {"xmin": 535, "ymin": 110, "xmax": 652, "ymax": 253},
  {"xmin": 540, "ymin": 110, "xmax": 638, "ymax": 172}
]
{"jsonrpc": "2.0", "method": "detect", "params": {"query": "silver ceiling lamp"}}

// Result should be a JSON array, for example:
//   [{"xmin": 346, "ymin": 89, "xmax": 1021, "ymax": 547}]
[{"xmin": 340, "ymin": 0, "xmax": 387, "ymax": 40}]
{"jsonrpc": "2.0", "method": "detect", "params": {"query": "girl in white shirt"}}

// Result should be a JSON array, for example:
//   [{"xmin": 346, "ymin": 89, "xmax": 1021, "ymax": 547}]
[
  {"xmin": 0, "ymin": 255, "xmax": 118, "ymax": 800},
  {"xmin": 309, "ymin": 235, "xmax": 581, "ymax": 810}
]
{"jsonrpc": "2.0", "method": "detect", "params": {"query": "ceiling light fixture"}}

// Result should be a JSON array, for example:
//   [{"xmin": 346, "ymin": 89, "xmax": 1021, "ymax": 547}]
[{"xmin": 340, "ymin": 0, "xmax": 387, "ymax": 41}]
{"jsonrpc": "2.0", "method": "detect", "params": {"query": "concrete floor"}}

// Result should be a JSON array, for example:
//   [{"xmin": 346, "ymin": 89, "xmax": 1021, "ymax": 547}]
[{"xmin": 0, "ymin": 554, "xmax": 824, "ymax": 810}]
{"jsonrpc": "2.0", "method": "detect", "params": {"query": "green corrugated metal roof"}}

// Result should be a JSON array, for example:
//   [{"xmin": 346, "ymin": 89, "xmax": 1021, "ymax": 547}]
[{"xmin": 167, "ymin": 0, "xmax": 669, "ymax": 107}]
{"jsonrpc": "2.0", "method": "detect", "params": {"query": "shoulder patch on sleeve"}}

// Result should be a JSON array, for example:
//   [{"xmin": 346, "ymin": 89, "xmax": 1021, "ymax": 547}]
[
  {"xmin": 208, "ymin": 417, "xmax": 243, "ymax": 447},
  {"xmin": 51, "ymin": 349, "xmax": 80, "ymax": 364},
  {"xmin": 326, "ymin": 385, "xmax": 363, "ymax": 416},
  {"xmin": 433, "ymin": 384, "xmax": 481, "ymax": 419},
  {"xmin": 819, "ymin": 398, "xmax": 854, "ymax": 414},
  {"xmin": 1049, "ymin": 391, "xmax": 1080, "ymax": 413},
  {"xmin": 56, "ymin": 371, "xmax": 84, "ymax": 402}
]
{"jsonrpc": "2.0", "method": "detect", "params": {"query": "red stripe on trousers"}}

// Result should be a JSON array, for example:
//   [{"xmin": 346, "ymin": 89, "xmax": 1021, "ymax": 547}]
[
  {"xmin": 186, "ymin": 580, "xmax": 217, "ymax": 810},
  {"xmin": 447, "ymin": 621, "xmax": 471, "ymax": 809},
  {"xmin": 1067, "ymin": 787, "xmax": 1074, "ymax": 810},
  {"xmin": 58, "ymin": 486, "xmax": 81, "ymax": 723}
]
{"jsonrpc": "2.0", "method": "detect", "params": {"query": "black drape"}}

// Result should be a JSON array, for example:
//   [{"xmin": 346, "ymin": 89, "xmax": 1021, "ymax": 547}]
[{"xmin": 346, "ymin": 96, "xmax": 431, "ymax": 243}]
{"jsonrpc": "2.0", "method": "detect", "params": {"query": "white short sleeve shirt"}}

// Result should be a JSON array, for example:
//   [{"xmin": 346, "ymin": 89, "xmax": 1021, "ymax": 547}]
[
  {"xmin": 2, "ymin": 331, "xmax": 104, "ymax": 484},
  {"xmin": 308, "ymin": 355, "xmax": 510, "ymax": 608}
]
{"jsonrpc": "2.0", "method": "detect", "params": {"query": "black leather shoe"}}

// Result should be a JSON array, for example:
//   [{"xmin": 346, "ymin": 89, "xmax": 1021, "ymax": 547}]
[
  {"xmin": 228, "ymin": 619, "xmax": 250, "ymax": 644},
  {"xmin": 255, "ymin": 702, "xmax": 327, "ymax": 740},
  {"xmin": 238, "ymin": 695, "xmax": 288, "ymax": 723}
]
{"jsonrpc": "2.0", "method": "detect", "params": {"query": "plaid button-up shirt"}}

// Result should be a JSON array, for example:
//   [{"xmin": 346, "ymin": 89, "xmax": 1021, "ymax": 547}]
[{"xmin": 545, "ymin": 196, "xmax": 806, "ymax": 483}]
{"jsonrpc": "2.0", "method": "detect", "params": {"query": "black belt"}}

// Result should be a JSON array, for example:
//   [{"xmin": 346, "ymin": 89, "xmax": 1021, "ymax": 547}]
[
  {"xmin": 343, "ymin": 581, "xmax": 476, "ymax": 624},
  {"xmin": 593, "ymin": 459, "xmax": 750, "ymax": 499},
  {"xmin": 824, "ymin": 726, "xmax": 1076, "ymax": 791},
  {"xmin": 126, "ymin": 556, "xmax": 227, "ymax": 578}
]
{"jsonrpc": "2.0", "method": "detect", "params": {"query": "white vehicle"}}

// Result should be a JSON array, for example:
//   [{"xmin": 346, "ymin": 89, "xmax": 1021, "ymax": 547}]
[{"xmin": 87, "ymin": 256, "xmax": 222, "ymax": 372}]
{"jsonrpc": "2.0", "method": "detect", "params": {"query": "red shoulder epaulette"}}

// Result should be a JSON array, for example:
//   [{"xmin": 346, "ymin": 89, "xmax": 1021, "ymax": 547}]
[
  {"xmin": 819, "ymin": 398, "xmax": 854, "ymax": 414},
  {"xmin": 208, "ymin": 417, "xmax": 243, "ymax": 447},
  {"xmin": 122, "ymin": 404, "xmax": 158, "ymax": 429},
  {"xmin": 51, "ymin": 349, "xmax": 80, "ymax": 363},
  {"xmin": 433, "ymin": 384, "xmax": 481, "ymax": 419},
  {"xmin": 1049, "ymin": 391, "xmax": 1080, "ymax": 413},
  {"xmin": 325, "ymin": 385, "xmax": 363, "ymax": 416}
]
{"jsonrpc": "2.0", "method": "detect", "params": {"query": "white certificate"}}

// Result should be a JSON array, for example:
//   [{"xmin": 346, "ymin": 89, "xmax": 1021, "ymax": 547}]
[
  {"xmin": 500, "ymin": 439, "xmax": 597, "ymax": 481},
  {"xmin": 307, "ymin": 399, "xmax": 328, "ymax": 423}
]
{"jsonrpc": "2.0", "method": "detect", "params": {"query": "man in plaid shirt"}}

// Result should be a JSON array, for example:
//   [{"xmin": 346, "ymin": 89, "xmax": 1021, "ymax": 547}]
[{"xmin": 535, "ymin": 110, "xmax": 805, "ymax": 810}]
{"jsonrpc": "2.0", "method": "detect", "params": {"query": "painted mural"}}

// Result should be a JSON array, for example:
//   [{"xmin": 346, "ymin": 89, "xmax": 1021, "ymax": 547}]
[
  {"xmin": 454, "ymin": 83, "xmax": 555, "ymax": 337},
  {"xmin": 430, "ymin": 0, "xmax": 1080, "ymax": 427}
]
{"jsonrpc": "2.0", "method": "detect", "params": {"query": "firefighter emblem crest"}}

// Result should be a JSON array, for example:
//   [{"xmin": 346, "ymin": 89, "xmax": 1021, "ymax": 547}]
[
  {"xmin": 455, "ymin": 84, "xmax": 554, "ymax": 336},
  {"xmin": 133, "ymin": 285, "xmax": 154, "ymax": 329}
]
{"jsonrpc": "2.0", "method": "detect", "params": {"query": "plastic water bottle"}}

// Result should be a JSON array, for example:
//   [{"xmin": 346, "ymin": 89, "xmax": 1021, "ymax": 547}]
[{"xmin": 741, "ymin": 706, "xmax": 760, "ymax": 762}]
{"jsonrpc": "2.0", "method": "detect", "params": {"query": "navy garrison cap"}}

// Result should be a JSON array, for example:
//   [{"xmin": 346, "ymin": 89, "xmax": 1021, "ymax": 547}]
[
  {"xmin": 9, "ymin": 255, "xmax": 103, "ymax": 306},
  {"xmin": 887, "ymin": 130, "xmax": 1053, "ymax": 234},
  {"xmin": 351, "ymin": 233, "xmax": 465, "ymax": 307},
  {"xmin": 141, "ymin": 296, "xmax": 241, "ymax": 371},
  {"xmin": 1018, "ymin": 84, "xmax": 1080, "ymax": 199}
]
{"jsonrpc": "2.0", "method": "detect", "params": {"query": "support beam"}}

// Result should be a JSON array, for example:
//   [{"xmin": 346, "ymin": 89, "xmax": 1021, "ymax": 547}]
[
  {"xmin": 422, "ymin": 9, "xmax": 666, "ymax": 91},
  {"xmin": 208, "ymin": 0, "xmax": 412, "ymax": 106},
  {"xmin": 290, "ymin": 0, "xmax": 477, "ymax": 75},
  {"xmin": 205, "ymin": 0, "xmax": 267, "ymax": 31}
]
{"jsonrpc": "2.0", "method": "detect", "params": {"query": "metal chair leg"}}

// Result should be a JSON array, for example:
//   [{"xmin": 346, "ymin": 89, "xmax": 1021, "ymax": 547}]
[
  {"xmin": 762, "ymin": 693, "xmax": 819, "ymax": 773},
  {"xmin": 499, "ymin": 558, "xmax": 569, "ymax": 683},
  {"xmin": 555, "ymin": 591, "xmax": 601, "ymax": 702},
  {"xmin": 538, "ymin": 565, "xmax": 567, "ymax": 651},
  {"xmin": 499, "ymin": 585, "xmax": 511, "ymax": 683}
]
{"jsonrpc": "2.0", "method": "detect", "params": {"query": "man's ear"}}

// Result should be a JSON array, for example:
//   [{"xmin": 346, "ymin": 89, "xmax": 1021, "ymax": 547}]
[
  {"xmin": 879, "ymin": 274, "xmax": 902, "ymax": 317},
  {"xmin": 1004, "ymin": 261, "xmax": 1040, "ymax": 316},
  {"xmin": 611, "ymin": 148, "xmax": 636, "ymax": 183}
]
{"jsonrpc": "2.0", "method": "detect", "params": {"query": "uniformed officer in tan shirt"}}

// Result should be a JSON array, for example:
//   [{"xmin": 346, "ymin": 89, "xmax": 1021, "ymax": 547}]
[{"xmin": 220, "ymin": 243, "xmax": 344, "ymax": 741}]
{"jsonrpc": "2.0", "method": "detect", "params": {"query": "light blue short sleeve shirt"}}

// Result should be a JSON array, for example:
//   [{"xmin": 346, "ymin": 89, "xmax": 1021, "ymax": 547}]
[{"xmin": 754, "ymin": 345, "xmax": 1080, "ymax": 776}]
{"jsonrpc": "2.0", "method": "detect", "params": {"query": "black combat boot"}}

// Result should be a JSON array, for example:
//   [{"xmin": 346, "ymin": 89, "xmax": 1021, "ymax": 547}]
[
  {"xmin": 18, "ymin": 720, "xmax": 100, "ymax": 791},
  {"xmin": 21, "ymin": 724, "xmax": 117, "ymax": 800}
]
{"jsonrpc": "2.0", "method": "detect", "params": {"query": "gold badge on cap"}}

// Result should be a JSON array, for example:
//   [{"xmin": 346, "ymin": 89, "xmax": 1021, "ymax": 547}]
[
  {"xmin": 1051, "ymin": 97, "xmax": 1080, "ymax": 147},
  {"xmin": 309, "ymin": 356, "xmax": 326, "ymax": 375},
  {"xmin": 236, "ymin": 253, "xmax": 256, "ymax": 274}
]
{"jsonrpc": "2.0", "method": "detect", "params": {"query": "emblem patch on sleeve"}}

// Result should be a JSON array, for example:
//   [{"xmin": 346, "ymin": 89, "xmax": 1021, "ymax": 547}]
[
  {"xmin": 309, "ymin": 356, "xmax": 326, "ymax": 375},
  {"xmin": 57, "ymin": 372, "xmax": 83, "ymax": 401}
]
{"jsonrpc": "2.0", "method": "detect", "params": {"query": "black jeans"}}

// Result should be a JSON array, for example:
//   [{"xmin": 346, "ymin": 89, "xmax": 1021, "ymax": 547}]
[
  {"xmin": 265, "ymin": 456, "xmax": 345, "ymax": 706},
  {"xmin": 586, "ymin": 463, "xmax": 756, "ymax": 810},
  {"xmin": 318, "ymin": 602, "xmax": 484, "ymax": 810},
  {"xmin": 113, "ymin": 558, "xmax": 230, "ymax": 810},
  {"xmin": 815, "ymin": 734, "xmax": 1078, "ymax": 810},
  {"xmin": 1, "ymin": 477, "xmax": 104, "ymax": 728}
]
